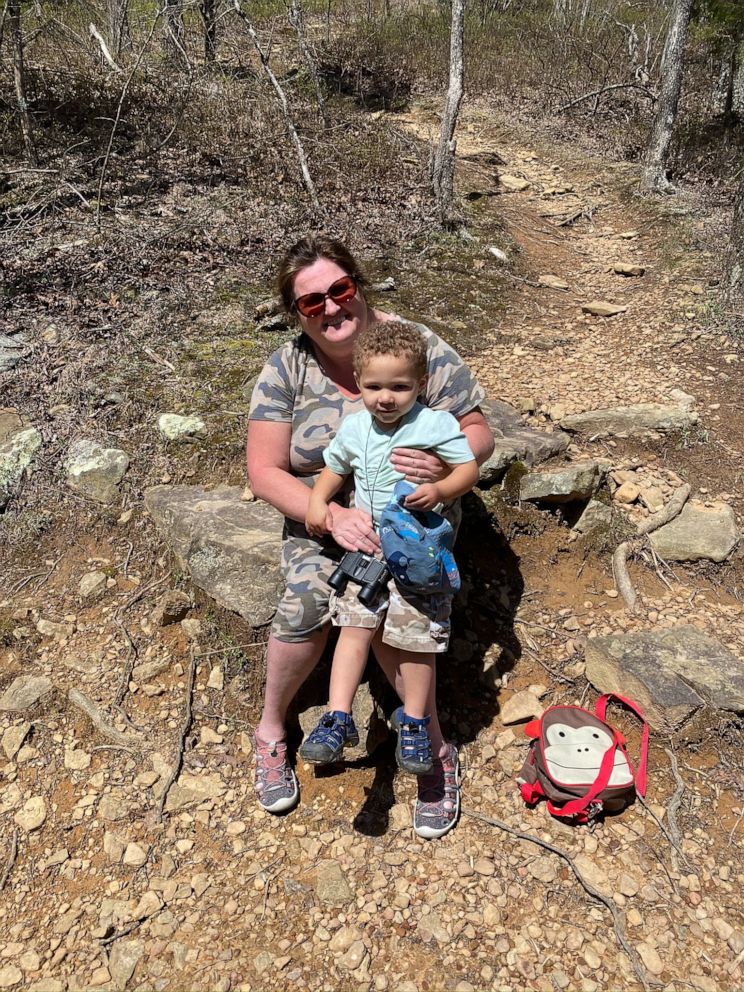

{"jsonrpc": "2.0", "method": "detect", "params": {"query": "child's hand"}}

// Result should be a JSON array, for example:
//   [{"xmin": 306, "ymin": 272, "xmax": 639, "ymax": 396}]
[
  {"xmin": 404, "ymin": 482, "xmax": 441, "ymax": 511},
  {"xmin": 306, "ymin": 502, "xmax": 333, "ymax": 537}
]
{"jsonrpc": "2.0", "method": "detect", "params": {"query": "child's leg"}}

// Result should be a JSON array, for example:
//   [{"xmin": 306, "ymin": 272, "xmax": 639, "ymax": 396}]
[
  {"xmin": 398, "ymin": 650, "xmax": 435, "ymax": 720},
  {"xmin": 328, "ymin": 625, "xmax": 375, "ymax": 715}
]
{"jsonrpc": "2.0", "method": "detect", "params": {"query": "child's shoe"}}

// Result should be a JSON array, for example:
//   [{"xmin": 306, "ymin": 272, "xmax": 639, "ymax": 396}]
[
  {"xmin": 299, "ymin": 710, "xmax": 359, "ymax": 764},
  {"xmin": 395, "ymin": 712, "xmax": 433, "ymax": 776}
]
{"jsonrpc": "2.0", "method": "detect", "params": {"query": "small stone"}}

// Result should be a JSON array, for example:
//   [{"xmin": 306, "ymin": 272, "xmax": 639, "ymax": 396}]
[
  {"xmin": 78, "ymin": 571, "xmax": 108, "ymax": 602},
  {"xmin": 200, "ymin": 727, "xmax": 223, "ymax": 745},
  {"xmin": 207, "ymin": 666, "xmax": 224, "ymax": 690},
  {"xmin": 636, "ymin": 943, "xmax": 664, "ymax": 976},
  {"xmin": 181, "ymin": 618, "xmax": 203, "ymax": 641},
  {"xmin": 498, "ymin": 174, "xmax": 530, "ymax": 192},
  {"xmin": 18, "ymin": 951, "xmax": 40, "ymax": 973},
  {"xmin": 330, "ymin": 926, "xmax": 363, "ymax": 954},
  {"xmin": 538, "ymin": 274, "xmax": 570, "ymax": 291},
  {"xmin": 614, "ymin": 482, "xmax": 640, "ymax": 504},
  {"xmin": 473, "ymin": 857, "xmax": 495, "ymax": 876},
  {"xmin": 104, "ymin": 832, "xmax": 125, "ymax": 864},
  {"xmin": 153, "ymin": 590, "xmax": 191, "ymax": 626},
  {"xmin": 108, "ymin": 939, "xmax": 144, "ymax": 990},
  {"xmin": 157, "ymin": 413, "xmax": 207, "ymax": 441},
  {"xmin": 339, "ymin": 941, "xmax": 367, "ymax": 972},
  {"xmin": 627, "ymin": 908, "xmax": 643, "ymax": 926},
  {"xmin": 133, "ymin": 891, "xmax": 161, "ymax": 919},
  {"xmin": 0, "ymin": 966, "xmax": 23, "ymax": 989},
  {"xmin": 123, "ymin": 843, "xmax": 148, "ymax": 868},
  {"xmin": 583, "ymin": 947, "xmax": 601, "ymax": 970},
  {"xmin": 500, "ymin": 690, "xmax": 542, "ymax": 725},
  {"xmin": 613, "ymin": 263, "xmax": 645, "ymax": 277},
  {"xmin": 315, "ymin": 860, "xmax": 353, "ymax": 905},
  {"xmin": 89, "ymin": 966, "xmax": 111, "ymax": 987},
  {"xmin": 14, "ymin": 796, "xmax": 47, "ymax": 831},
  {"xmin": 64, "ymin": 749, "xmax": 91, "ymax": 771},
  {"xmin": 2, "ymin": 722, "xmax": 31, "ymax": 760},
  {"xmin": 226, "ymin": 820, "xmax": 246, "ymax": 836},
  {"xmin": 712, "ymin": 918, "xmax": 734, "ymax": 941},
  {"xmin": 99, "ymin": 795, "xmax": 129, "ymax": 822},
  {"xmin": 619, "ymin": 873, "xmax": 639, "ymax": 897},
  {"xmin": 581, "ymin": 300, "xmax": 628, "ymax": 317}
]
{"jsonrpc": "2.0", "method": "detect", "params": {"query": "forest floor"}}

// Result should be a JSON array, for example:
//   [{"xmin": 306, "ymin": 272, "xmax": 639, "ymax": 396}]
[{"xmin": 0, "ymin": 97, "xmax": 743, "ymax": 992}]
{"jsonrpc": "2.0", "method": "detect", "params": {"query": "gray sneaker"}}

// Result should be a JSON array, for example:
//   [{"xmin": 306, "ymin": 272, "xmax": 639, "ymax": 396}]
[
  {"xmin": 413, "ymin": 743, "xmax": 460, "ymax": 839},
  {"xmin": 254, "ymin": 734, "xmax": 299, "ymax": 814}
]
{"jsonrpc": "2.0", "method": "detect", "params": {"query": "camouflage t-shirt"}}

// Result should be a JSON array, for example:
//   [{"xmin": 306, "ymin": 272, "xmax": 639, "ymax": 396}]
[{"xmin": 248, "ymin": 321, "xmax": 486, "ymax": 480}]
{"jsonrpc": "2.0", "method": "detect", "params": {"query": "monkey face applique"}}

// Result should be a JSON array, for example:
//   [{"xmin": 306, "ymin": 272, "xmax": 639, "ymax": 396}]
[{"xmin": 543, "ymin": 720, "xmax": 634, "ymax": 788}]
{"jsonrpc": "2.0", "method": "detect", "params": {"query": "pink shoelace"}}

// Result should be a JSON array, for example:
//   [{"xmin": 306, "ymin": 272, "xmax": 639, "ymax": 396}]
[{"xmin": 254, "ymin": 736, "xmax": 291, "ymax": 794}]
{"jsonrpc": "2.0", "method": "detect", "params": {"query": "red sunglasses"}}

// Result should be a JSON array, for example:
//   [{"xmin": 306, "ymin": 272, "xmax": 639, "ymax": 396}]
[{"xmin": 292, "ymin": 275, "xmax": 358, "ymax": 317}]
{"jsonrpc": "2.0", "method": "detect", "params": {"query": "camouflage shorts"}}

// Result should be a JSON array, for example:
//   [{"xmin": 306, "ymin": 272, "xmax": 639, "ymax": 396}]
[{"xmin": 272, "ymin": 503, "xmax": 462, "ymax": 652}]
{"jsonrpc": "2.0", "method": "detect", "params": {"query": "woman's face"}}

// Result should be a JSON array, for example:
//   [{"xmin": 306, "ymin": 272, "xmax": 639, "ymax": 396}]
[{"xmin": 292, "ymin": 257, "xmax": 367, "ymax": 356}]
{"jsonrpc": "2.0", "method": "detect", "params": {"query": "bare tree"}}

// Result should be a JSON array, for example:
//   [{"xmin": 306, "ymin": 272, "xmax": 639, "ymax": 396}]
[
  {"xmin": 287, "ymin": 0, "xmax": 328, "ymax": 127},
  {"xmin": 9, "ymin": 0, "xmax": 37, "ymax": 165},
  {"xmin": 106, "ymin": 0, "xmax": 131, "ymax": 56},
  {"xmin": 432, "ymin": 0, "xmax": 465, "ymax": 227},
  {"xmin": 202, "ymin": 0, "xmax": 217, "ymax": 63},
  {"xmin": 163, "ymin": 0, "xmax": 188, "ymax": 64},
  {"xmin": 640, "ymin": 0, "xmax": 693, "ymax": 194},
  {"xmin": 232, "ymin": 0, "xmax": 322, "ymax": 215},
  {"xmin": 724, "ymin": 174, "xmax": 744, "ymax": 316}
]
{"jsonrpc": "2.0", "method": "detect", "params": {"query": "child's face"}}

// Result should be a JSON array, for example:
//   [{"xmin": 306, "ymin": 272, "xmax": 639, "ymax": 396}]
[{"xmin": 356, "ymin": 353, "xmax": 426, "ymax": 428}]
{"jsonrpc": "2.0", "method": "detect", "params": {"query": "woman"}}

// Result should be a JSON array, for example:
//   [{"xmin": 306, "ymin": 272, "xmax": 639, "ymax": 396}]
[{"xmin": 247, "ymin": 235, "xmax": 494, "ymax": 838}]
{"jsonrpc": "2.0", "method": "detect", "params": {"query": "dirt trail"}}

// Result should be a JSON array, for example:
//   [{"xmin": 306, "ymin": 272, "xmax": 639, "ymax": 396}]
[{"xmin": 0, "ymin": 105, "xmax": 743, "ymax": 992}]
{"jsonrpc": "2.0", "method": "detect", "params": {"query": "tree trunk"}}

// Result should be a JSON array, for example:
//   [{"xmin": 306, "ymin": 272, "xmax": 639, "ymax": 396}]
[
  {"xmin": 432, "ymin": 0, "xmax": 465, "ymax": 228},
  {"xmin": 9, "ymin": 0, "xmax": 37, "ymax": 165},
  {"xmin": 107, "ymin": 0, "xmax": 131, "ymax": 55},
  {"xmin": 639, "ymin": 0, "xmax": 693, "ymax": 194},
  {"xmin": 163, "ymin": 0, "xmax": 186, "ymax": 63},
  {"xmin": 288, "ymin": 0, "xmax": 328, "ymax": 127},
  {"xmin": 724, "ymin": 175, "xmax": 744, "ymax": 316},
  {"xmin": 202, "ymin": 0, "xmax": 217, "ymax": 63}
]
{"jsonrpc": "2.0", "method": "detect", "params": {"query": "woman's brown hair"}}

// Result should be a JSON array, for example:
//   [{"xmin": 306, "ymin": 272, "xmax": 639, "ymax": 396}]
[{"xmin": 277, "ymin": 236, "xmax": 367, "ymax": 313}]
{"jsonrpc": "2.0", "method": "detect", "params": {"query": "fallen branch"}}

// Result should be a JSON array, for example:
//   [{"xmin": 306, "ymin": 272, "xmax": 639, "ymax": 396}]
[
  {"xmin": 0, "ymin": 829, "xmax": 19, "ymax": 891},
  {"xmin": 68, "ymin": 688, "xmax": 142, "ymax": 749},
  {"xmin": 232, "ymin": 0, "xmax": 322, "ymax": 215},
  {"xmin": 613, "ymin": 484, "xmax": 691, "ymax": 610},
  {"xmin": 156, "ymin": 645, "xmax": 197, "ymax": 822},
  {"xmin": 88, "ymin": 22, "xmax": 122, "ymax": 71},
  {"xmin": 462, "ymin": 808, "xmax": 659, "ymax": 991},
  {"xmin": 664, "ymin": 747, "xmax": 686, "ymax": 872},
  {"xmin": 113, "ymin": 616, "xmax": 138, "ymax": 709},
  {"xmin": 557, "ymin": 82, "xmax": 656, "ymax": 113}
]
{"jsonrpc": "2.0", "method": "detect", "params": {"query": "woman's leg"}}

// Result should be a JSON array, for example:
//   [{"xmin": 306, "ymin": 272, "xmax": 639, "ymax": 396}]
[
  {"xmin": 328, "ymin": 626, "xmax": 375, "ymax": 714},
  {"xmin": 256, "ymin": 629, "xmax": 329, "ymax": 742}
]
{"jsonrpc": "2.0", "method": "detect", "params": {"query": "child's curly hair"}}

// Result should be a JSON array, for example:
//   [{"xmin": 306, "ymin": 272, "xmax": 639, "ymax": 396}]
[{"xmin": 353, "ymin": 321, "xmax": 427, "ymax": 379}]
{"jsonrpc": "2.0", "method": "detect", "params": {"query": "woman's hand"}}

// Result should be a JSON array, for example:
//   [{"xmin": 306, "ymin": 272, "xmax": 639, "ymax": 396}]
[
  {"xmin": 390, "ymin": 447, "xmax": 450, "ymax": 485},
  {"xmin": 329, "ymin": 504, "xmax": 380, "ymax": 554},
  {"xmin": 404, "ymin": 483, "xmax": 441, "ymax": 511}
]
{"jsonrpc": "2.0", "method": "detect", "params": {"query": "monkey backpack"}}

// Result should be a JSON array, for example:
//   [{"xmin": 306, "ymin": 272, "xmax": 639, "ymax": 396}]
[{"xmin": 516, "ymin": 693, "xmax": 648, "ymax": 824}]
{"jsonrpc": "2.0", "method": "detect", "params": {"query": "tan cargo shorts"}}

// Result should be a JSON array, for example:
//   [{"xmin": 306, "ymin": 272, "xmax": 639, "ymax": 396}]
[{"xmin": 271, "ymin": 502, "xmax": 461, "ymax": 653}]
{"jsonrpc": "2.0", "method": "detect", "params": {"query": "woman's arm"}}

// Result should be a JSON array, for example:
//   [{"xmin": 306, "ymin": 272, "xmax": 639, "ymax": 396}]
[
  {"xmin": 247, "ymin": 420, "xmax": 379, "ymax": 553},
  {"xmin": 457, "ymin": 408, "xmax": 495, "ymax": 466}
]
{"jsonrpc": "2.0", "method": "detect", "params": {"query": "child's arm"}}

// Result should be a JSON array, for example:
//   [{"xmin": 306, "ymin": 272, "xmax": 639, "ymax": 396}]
[
  {"xmin": 404, "ymin": 459, "xmax": 479, "ymax": 511},
  {"xmin": 306, "ymin": 466, "xmax": 349, "ymax": 536}
]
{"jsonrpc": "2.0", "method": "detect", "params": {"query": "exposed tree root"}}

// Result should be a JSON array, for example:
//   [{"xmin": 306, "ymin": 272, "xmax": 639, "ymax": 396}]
[{"xmin": 157, "ymin": 645, "xmax": 197, "ymax": 823}]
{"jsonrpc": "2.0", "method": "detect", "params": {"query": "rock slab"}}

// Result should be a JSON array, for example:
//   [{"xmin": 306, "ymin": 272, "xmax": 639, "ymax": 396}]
[
  {"xmin": 0, "ymin": 676, "xmax": 53, "ymax": 712},
  {"xmin": 144, "ymin": 485, "xmax": 284, "ymax": 628},
  {"xmin": 585, "ymin": 626, "xmax": 744, "ymax": 730},
  {"xmin": 520, "ymin": 460, "xmax": 603, "ymax": 503},
  {"xmin": 480, "ymin": 399, "xmax": 570, "ymax": 482},
  {"xmin": 560, "ymin": 403, "xmax": 698, "ymax": 438},
  {"xmin": 650, "ymin": 501, "xmax": 740, "ymax": 562}
]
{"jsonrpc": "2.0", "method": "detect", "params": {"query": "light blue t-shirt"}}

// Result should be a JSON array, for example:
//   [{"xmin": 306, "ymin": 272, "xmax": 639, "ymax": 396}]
[{"xmin": 324, "ymin": 402, "xmax": 474, "ymax": 523}]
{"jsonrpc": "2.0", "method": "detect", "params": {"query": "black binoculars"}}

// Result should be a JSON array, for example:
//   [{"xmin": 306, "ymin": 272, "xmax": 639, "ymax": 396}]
[{"xmin": 328, "ymin": 551, "xmax": 390, "ymax": 607}]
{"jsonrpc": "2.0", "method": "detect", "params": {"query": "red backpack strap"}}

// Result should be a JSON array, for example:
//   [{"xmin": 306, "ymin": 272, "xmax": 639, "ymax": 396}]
[
  {"xmin": 595, "ymin": 693, "xmax": 648, "ymax": 797},
  {"xmin": 546, "ymin": 734, "xmax": 620, "ymax": 820}
]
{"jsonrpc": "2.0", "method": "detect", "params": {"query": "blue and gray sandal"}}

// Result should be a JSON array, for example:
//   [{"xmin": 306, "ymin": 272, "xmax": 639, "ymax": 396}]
[
  {"xmin": 299, "ymin": 710, "xmax": 359, "ymax": 765},
  {"xmin": 394, "ymin": 710, "xmax": 433, "ymax": 776}
]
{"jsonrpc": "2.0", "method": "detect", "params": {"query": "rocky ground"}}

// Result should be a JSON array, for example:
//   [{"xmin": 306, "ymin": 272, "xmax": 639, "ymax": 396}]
[{"xmin": 0, "ymin": 101, "xmax": 743, "ymax": 992}]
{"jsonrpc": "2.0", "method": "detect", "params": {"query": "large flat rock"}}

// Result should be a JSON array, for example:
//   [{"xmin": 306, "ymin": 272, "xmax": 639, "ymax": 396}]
[
  {"xmin": 520, "ymin": 460, "xmax": 603, "ymax": 503},
  {"xmin": 650, "ymin": 501, "xmax": 740, "ymax": 562},
  {"xmin": 144, "ymin": 485, "xmax": 284, "ymax": 627},
  {"xmin": 560, "ymin": 403, "xmax": 698, "ymax": 438},
  {"xmin": 585, "ymin": 627, "xmax": 744, "ymax": 730},
  {"xmin": 480, "ymin": 399, "xmax": 570, "ymax": 482}
]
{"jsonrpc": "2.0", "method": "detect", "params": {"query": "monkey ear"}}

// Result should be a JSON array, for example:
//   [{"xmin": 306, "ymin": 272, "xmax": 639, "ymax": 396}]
[{"xmin": 524, "ymin": 719, "xmax": 541, "ymax": 739}]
